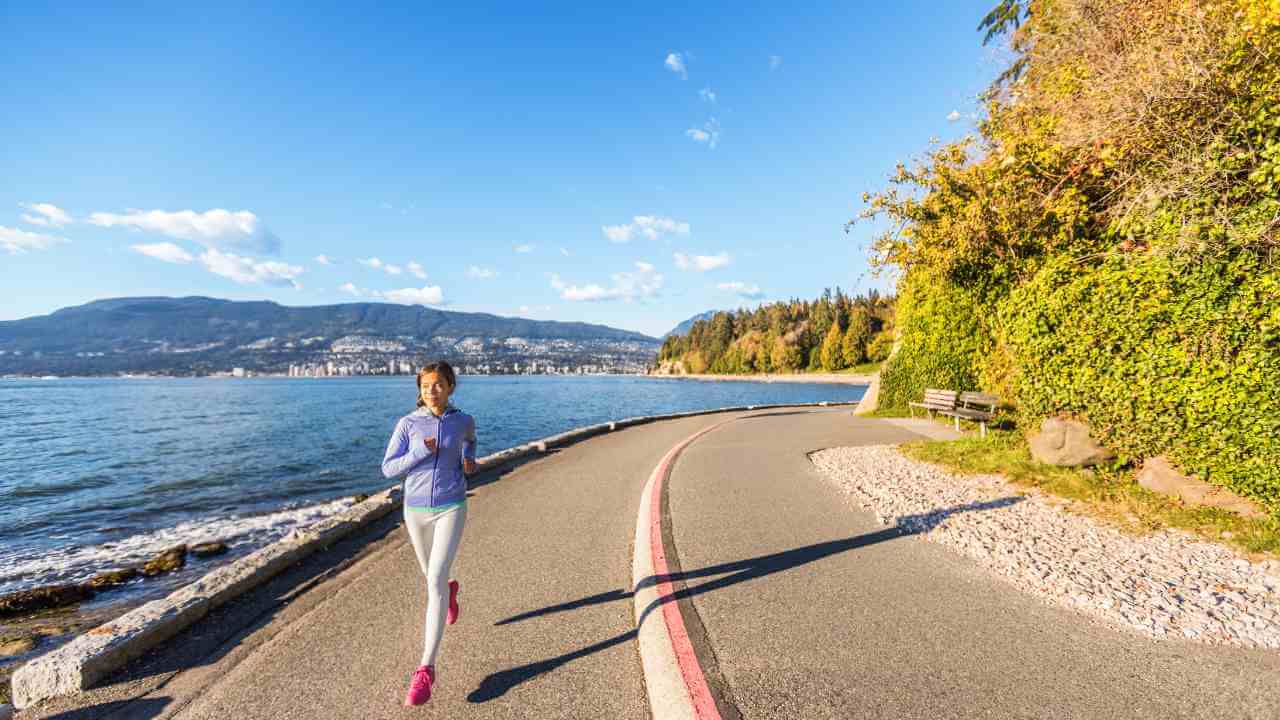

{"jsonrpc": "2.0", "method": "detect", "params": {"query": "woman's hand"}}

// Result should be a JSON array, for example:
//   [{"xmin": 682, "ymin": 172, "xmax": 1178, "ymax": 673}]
[
  {"xmin": 463, "ymin": 458, "xmax": 477, "ymax": 475},
  {"xmin": 424, "ymin": 437, "xmax": 438, "ymax": 453}
]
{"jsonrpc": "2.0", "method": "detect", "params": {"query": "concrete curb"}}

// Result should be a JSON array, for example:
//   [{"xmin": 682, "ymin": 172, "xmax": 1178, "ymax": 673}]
[
  {"xmin": 11, "ymin": 400, "xmax": 858, "ymax": 710},
  {"xmin": 632, "ymin": 419, "xmax": 737, "ymax": 720}
]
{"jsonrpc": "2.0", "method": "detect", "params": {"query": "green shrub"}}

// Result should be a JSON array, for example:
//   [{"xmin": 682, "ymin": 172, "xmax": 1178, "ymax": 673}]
[
  {"xmin": 1003, "ymin": 251, "xmax": 1280, "ymax": 508},
  {"xmin": 878, "ymin": 275, "xmax": 989, "ymax": 411}
]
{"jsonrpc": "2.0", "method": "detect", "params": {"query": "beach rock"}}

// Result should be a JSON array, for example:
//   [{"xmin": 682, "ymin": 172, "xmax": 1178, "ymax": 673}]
[
  {"xmin": 1137, "ymin": 456, "xmax": 1266, "ymax": 518},
  {"xmin": 0, "ymin": 636, "xmax": 36, "ymax": 657},
  {"xmin": 142, "ymin": 546, "xmax": 188, "ymax": 576},
  {"xmin": 190, "ymin": 541, "xmax": 228, "ymax": 558},
  {"xmin": 1028, "ymin": 418, "xmax": 1115, "ymax": 467},
  {"xmin": 352, "ymin": 493, "xmax": 370, "ymax": 504},
  {"xmin": 0, "ymin": 584, "xmax": 95, "ymax": 619},
  {"xmin": 86, "ymin": 567, "xmax": 139, "ymax": 590}
]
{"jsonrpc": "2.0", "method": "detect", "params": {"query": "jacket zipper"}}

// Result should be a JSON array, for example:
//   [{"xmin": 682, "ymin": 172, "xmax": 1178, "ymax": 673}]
[{"xmin": 430, "ymin": 416, "xmax": 442, "ymax": 506}]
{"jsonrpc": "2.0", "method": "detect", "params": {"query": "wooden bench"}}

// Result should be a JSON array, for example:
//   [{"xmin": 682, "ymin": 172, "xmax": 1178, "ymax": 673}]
[
  {"xmin": 908, "ymin": 388, "xmax": 958, "ymax": 419},
  {"xmin": 940, "ymin": 391, "xmax": 999, "ymax": 437}
]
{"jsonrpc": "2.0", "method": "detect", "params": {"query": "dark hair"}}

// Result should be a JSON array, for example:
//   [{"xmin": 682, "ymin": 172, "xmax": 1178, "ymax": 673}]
[{"xmin": 416, "ymin": 361, "xmax": 457, "ymax": 409}]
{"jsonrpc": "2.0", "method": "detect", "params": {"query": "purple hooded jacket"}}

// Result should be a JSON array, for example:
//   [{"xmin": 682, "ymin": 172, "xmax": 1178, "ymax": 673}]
[{"xmin": 381, "ymin": 406, "xmax": 477, "ymax": 509}]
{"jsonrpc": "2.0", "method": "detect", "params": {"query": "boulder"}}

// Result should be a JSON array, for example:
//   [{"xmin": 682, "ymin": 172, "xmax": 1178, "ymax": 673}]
[
  {"xmin": 190, "ymin": 542, "xmax": 228, "ymax": 558},
  {"xmin": 1137, "ymin": 456, "xmax": 1266, "ymax": 519},
  {"xmin": 352, "ymin": 493, "xmax": 370, "ymax": 504},
  {"xmin": 1028, "ymin": 418, "xmax": 1115, "ymax": 467},
  {"xmin": 142, "ymin": 546, "xmax": 188, "ymax": 576},
  {"xmin": 0, "ymin": 584, "xmax": 95, "ymax": 619},
  {"xmin": 86, "ymin": 567, "xmax": 139, "ymax": 590}
]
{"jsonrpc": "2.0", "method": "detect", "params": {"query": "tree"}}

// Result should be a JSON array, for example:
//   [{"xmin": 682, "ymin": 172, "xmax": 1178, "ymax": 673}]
[
  {"xmin": 842, "ymin": 307, "xmax": 873, "ymax": 366},
  {"xmin": 770, "ymin": 335, "xmax": 802, "ymax": 373},
  {"xmin": 820, "ymin": 321, "xmax": 845, "ymax": 371}
]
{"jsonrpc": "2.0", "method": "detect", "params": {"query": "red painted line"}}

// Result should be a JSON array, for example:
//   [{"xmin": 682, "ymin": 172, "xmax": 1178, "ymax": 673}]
[{"xmin": 648, "ymin": 419, "xmax": 735, "ymax": 720}]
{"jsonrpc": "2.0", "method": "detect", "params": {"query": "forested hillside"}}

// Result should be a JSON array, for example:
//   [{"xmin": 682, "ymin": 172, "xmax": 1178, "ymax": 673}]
[
  {"xmin": 863, "ymin": 0, "xmax": 1280, "ymax": 509},
  {"xmin": 656, "ymin": 289, "xmax": 894, "ymax": 374}
]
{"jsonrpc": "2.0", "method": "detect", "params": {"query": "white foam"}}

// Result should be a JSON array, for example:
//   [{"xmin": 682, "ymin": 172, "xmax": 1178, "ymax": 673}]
[{"xmin": 0, "ymin": 496, "xmax": 357, "ymax": 594}]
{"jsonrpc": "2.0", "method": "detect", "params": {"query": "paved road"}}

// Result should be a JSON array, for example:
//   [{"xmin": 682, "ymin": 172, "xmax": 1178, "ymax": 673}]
[
  {"xmin": 23, "ymin": 411, "xmax": 773, "ymax": 720},
  {"xmin": 666, "ymin": 410, "xmax": 1280, "ymax": 719},
  {"xmin": 21, "ymin": 408, "xmax": 1280, "ymax": 719}
]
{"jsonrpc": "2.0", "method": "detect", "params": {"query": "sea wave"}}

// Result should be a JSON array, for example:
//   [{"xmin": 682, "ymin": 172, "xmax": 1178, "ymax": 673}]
[{"xmin": 0, "ymin": 495, "xmax": 357, "ymax": 595}]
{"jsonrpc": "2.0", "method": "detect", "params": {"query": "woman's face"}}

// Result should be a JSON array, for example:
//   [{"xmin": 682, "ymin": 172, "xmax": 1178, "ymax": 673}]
[{"xmin": 420, "ymin": 372, "xmax": 454, "ymax": 408}]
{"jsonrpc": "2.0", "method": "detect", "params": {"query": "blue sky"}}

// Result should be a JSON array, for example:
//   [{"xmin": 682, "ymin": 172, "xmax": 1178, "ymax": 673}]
[{"xmin": 2, "ymin": 1, "xmax": 1003, "ymax": 337}]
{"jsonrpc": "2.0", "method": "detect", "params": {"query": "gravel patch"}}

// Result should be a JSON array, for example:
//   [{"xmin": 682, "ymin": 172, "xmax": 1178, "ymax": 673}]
[{"xmin": 810, "ymin": 445, "xmax": 1280, "ymax": 649}]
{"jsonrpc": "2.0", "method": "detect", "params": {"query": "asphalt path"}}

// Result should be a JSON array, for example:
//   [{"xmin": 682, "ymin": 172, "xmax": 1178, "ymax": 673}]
[
  {"xmin": 23, "ymin": 411, "xmax": 758, "ymax": 720},
  {"xmin": 21, "ymin": 408, "xmax": 1279, "ymax": 720},
  {"xmin": 665, "ymin": 410, "xmax": 1280, "ymax": 719}
]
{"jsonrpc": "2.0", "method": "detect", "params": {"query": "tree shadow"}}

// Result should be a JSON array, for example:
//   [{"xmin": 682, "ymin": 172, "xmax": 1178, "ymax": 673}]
[{"xmin": 470, "ymin": 496, "xmax": 1022, "ymax": 703}]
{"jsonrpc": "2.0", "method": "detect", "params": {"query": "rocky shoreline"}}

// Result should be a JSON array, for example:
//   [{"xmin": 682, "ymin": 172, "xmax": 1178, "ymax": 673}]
[
  {"xmin": 649, "ymin": 371, "xmax": 874, "ymax": 385},
  {"xmin": 810, "ymin": 445, "xmax": 1280, "ymax": 649}
]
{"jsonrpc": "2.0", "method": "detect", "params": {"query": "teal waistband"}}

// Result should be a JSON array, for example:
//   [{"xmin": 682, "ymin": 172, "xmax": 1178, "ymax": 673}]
[{"xmin": 406, "ymin": 500, "xmax": 466, "ymax": 513}]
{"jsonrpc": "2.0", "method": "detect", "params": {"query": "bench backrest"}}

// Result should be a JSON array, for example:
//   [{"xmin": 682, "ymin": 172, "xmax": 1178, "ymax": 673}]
[
  {"xmin": 958, "ymin": 391, "xmax": 998, "ymax": 411},
  {"xmin": 920, "ymin": 388, "xmax": 958, "ymax": 410}
]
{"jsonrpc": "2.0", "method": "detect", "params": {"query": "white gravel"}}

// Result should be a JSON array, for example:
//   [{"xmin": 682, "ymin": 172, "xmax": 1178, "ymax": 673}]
[{"xmin": 810, "ymin": 445, "xmax": 1280, "ymax": 649}]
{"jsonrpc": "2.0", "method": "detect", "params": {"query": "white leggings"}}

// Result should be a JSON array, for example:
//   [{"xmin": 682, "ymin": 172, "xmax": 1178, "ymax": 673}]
[{"xmin": 403, "ymin": 503, "xmax": 467, "ymax": 667}]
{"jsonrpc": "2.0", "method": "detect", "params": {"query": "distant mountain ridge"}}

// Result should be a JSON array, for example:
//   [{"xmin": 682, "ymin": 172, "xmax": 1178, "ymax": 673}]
[
  {"xmin": 664, "ymin": 310, "xmax": 721, "ymax": 338},
  {"xmin": 0, "ymin": 296, "xmax": 660, "ymax": 375}
]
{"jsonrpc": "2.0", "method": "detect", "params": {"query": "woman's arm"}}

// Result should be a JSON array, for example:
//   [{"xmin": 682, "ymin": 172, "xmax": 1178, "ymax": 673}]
[
  {"xmin": 381, "ymin": 418, "xmax": 430, "ymax": 479},
  {"xmin": 462, "ymin": 415, "xmax": 478, "ymax": 474},
  {"xmin": 462, "ymin": 415, "xmax": 477, "ymax": 462}
]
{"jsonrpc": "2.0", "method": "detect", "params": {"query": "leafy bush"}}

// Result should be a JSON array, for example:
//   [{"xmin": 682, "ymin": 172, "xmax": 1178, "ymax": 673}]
[
  {"xmin": 878, "ymin": 276, "xmax": 989, "ymax": 411},
  {"xmin": 1003, "ymin": 251, "xmax": 1280, "ymax": 508}
]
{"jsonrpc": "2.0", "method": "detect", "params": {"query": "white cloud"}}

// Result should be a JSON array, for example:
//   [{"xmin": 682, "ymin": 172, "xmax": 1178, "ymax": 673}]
[
  {"xmin": 518, "ymin": 304, "xmax": 552, "ymax": 315},
  {"xmin": 602, "ymin": 225, "xmax": 635, "ymax": 243},
  {"xmin": 407, "ymin": 261, "xmax": 426, "ymax": 279},
  {"xmin": 602, "ymin": 215, "xmax": 691, "ymax": 243},
  {"xmin": 664, "ymin": 52, "xmax": 687, "ymax": 79},
  {"xmin": 19, "ymin": 202, "xmax": 72, "ymax": 228},
  {"xmin": 131, "ymin": 242, "xmax": 194, "ymax": 264},
  {"xmin": 699, "ymin": 87, "xmax": 717, "ymax": 103},
  {"xmin": 686, "ymin": 117, "xmax": 721, "ymax": 149},
  {"xmin": 717, "ymin": 281, "xmax": 764, "ymax": 299},
  {"xmin": 947, "ymin": 110, "xmax": 962, "ymax": 122},
  {"xmin": 200, "ymin": 249, "xmax": 302, "ymax": 288},
  {"xmin": 339, "ymin": 282, "xmax": 364, "ymax": 296},
  {"xmin": 560, "ymin": 247, "xmax": 572, "ymax": 257},
  {"xmin": 88, "ymin": 208, "xmax": 280, "ymax": 254},
  {"xmin": 358, "ymin": 256, "xmax": 404, "ymax": 276},
  {"xmin": 381, "ymin": 285, "xmax": 445, "ymax": 306},
  {"xmin": 1, "ymin": 226, "xmax": 69, "ymax": 254},
  {"xmin": 514, "ymin": 243, "xmax": 535, "ymax": 254},
  {"xmin": 674, "ymin": 251, "xmax": 730, "ymax": 272},
  {"xmin": 769, "ymin": 55, "xmax": 783, "ymax": 70},
  {"xmin": 550, "ymin": 261, "xmax": 664, "ymax": 302},
  {"xmin": 315, "ymin": 254, "xmax": 333, "ymax": 265},
  {"xmin": 466, "ymin": 265, "xmax": 498, "ymax": 279}
]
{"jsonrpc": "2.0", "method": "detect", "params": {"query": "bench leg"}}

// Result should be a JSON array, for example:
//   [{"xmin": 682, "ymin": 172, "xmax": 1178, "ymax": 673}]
[
  {"xmin": 954, "ymin": 415, "xmax": 960, "ymax": 432},
  {"xmin": 980, "ymin": 422, "xmax": 987, "ymax": 439}
]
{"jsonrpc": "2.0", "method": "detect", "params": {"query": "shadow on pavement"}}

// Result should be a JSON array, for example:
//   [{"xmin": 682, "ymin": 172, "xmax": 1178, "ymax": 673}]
[
  {"xmin": 470, "ymin": 496, "xmax": 1022, "ymax": 703},
  {"xmin": 40, "ymin": 696, "xmax": 172, "ymax": 720}
]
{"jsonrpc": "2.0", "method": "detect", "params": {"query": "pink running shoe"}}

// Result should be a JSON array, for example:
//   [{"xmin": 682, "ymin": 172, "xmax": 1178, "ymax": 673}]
[
  {"xmin": 404, "ymin": 665, "xmax": 434, "ymax": 706},
  {"xmin": 447, "ymin": 579, "xmax": 461, "ymax": 625}
]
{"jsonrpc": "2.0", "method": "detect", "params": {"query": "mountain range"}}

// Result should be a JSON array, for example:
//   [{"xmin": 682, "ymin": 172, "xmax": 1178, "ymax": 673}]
[{"xmin": 0, "ymin": 297, "xmax": 661, "ymax": 376}]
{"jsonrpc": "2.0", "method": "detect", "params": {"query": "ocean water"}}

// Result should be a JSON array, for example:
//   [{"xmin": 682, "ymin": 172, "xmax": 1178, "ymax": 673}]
[{"xmin": 0, "ymin": 375, "xmax": 864, "ymax": 605}]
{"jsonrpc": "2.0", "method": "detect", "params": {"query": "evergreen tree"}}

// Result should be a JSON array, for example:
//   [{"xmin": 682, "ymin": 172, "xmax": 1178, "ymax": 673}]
[
  {"xmin": 842, "ymin": 307, "xmax": 873, "ymax": 366},
  {"xmin": 820, "ymin": 321, "xmax": 845, "ymax": 371}
]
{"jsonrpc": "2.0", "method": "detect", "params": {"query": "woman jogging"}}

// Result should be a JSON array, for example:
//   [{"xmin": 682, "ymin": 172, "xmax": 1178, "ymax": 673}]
[{"xmin": 381, "ymin": 361, "xmax": 477, "ymax": 706}]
